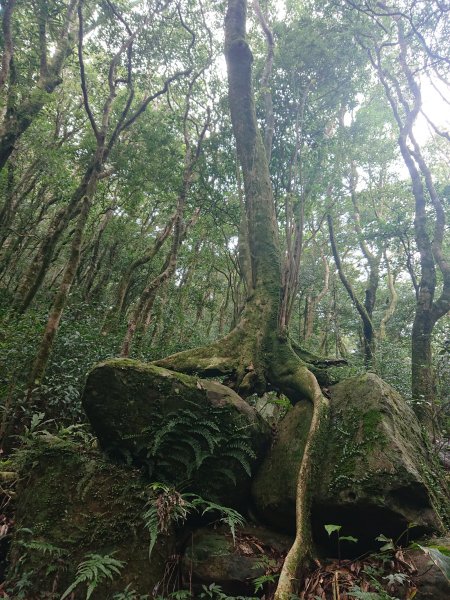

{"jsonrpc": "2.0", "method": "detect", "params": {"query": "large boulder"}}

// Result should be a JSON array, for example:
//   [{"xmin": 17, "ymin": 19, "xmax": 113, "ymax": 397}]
[
  {"xmin": 253, "ymin": 373, "xmax": 449, "ymax": 552},
  {"xmin": 82, "ymin": 359, "xmax": 271, "ymax": 508},
  {"xmin": 181, "ymin": 525, "xmax": 292, "ymax": 596},
  {"xmin": 5, "ymin": 437, "xmax": 173, "ymax": 598}
]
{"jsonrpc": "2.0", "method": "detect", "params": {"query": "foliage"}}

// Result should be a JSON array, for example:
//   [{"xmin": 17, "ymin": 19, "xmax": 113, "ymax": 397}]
[
  {"xmin": 418, "ymin": 545, "xmax": 450, "ymax": 582},
  {"xmin": 60, "ymin": 552, "xmax": 126, "ymax": 600},
  {"xmin": 0, "ymin": 1, "xmax": 449, "ymax": 597},
  {"xmin": 252, "ymin": 556, "xmax": 280, "ymax": 593},
  {"xmin": 198, "ymin": 583, "xmax": 257, "ymax": 600},
  {"xmin": 125, "ymin": 400, "xmax": 257, "ymax": 488},
  {"xmin": 113, "ymin": 584, "xmax": 150, "ymax": 600},
  {"xmin": 143, "ymin": 482, "xmax": 245, "ymax": 559},
  {"xmin": 324, "ymin": 524, "xmax": 358, "ymax": 563}
]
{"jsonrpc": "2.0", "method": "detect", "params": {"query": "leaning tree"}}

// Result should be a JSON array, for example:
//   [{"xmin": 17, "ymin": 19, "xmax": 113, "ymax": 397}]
[{"xmin": 153, "ymin": 1, "xmax": 334, "ymax": 597}]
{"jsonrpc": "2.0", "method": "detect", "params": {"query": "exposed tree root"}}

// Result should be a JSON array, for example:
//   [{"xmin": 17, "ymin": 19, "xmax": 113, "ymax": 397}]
[
  {"xmin": 153, "ymin": 325, "xmax": 331, "ymax": 598},
  {"xmin": 273, "ymin": 363, "xmax": 329, "ymax": 600}
]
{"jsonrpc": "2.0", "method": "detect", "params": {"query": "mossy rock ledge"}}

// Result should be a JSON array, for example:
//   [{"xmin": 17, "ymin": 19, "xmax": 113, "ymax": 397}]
[
  {"xmin": 6, "ymin": 438, "xmax": 173, "ymax": 598},
  {"xmin": 82, "ymin": 359, "xmax": 271, "ymax": 508},
  {"xmin": 253, "ymin": 373, "xmax": 449, "ymax": 553}
]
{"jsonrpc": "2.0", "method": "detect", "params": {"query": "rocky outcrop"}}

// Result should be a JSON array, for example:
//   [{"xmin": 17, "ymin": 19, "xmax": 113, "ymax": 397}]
[
  {"xmin": 82, "ymin": 359, "xmax": 271, "ymax": 508},
  {"xmin": 5, "ymin": 438, "xmax": 173, "ymax": 598},
  {"xmin": 6, "ymin": 370, "xmax": 450, "ymax": 599},
  {"xmin": 253, "ymin": 373, "xmax": 449, "ymax": 552}
]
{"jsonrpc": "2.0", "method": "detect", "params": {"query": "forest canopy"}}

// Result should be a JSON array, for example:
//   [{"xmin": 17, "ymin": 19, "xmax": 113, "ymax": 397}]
[{"xmin": 0, "ymin": 1, "xmax": 449, "ymax": 598}]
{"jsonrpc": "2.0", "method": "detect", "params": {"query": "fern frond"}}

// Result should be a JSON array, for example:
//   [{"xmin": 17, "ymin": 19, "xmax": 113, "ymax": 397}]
[
  {"xmin": 227, "ymin": 440, "xmax": 257, "ymax": 459},
  {"xmin": 151, "ymin": 421, "xmax": 178, "ymax": 454},
  {"xmin": 20, "ymin": 540, "xmax": 66, "ymax": 557},
  {"xmin": 60, "ymin": 553, "xmax": 125, "ymax": 600},
  {"xmin": 220, "ymin": 449, "xmax": 252, "ymax": 476},
  {"xmin": 214, "ymin": 467, "xmax": 237, "ymax": 486}
]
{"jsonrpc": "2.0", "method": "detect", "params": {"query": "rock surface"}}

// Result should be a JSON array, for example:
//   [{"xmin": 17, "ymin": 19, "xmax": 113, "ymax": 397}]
[
  {"xmin": 253, "ymin": 373, "xmax": 449, "ymax": 551},
  {"xmin": 5, "ymin": 438, "xmax": 173, "ymax": 598},
  {"xmin": 82, "ymin": 359, "xmax": 271, "ymax": 508},
  {"xmin": 181, "ymin": 525, "xmax": 292, "ymax": 595}
]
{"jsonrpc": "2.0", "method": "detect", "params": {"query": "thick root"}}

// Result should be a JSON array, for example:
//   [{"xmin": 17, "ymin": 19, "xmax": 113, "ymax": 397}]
[
  {"xmin": 273, "ymin": 364, "xmax": 330, "ymax": 600},
  {"xmin": 153, "ymin": 342, "xmax": 235, "ymax": 376},
  {"xmin": 152, "ymin": 326, "xmax": 266, "ymax": 394}
]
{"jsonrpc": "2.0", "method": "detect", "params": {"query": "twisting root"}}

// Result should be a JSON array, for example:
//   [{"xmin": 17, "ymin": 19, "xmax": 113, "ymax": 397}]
[{"xmin": 274, "ymin": 366, "xmax": 329, "ymax": 600}]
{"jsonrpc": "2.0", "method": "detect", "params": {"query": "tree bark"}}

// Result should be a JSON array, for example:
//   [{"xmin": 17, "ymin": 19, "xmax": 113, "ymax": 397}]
[
  {"xmin": 15, "ymin": 156, "xmax": 103, "ymax": 312},
  {"xmin": 365, "ymin": 17, "xmax": 450, "ymax": 424},
  {"xmin": 379, "ymin": 252, "xmax": 398, "ymax": 340},
  {"xmin": 27, "ymin": 196, "xmax": 91, "ymax": 392},
  {"xmin": 153, "ymin": 3, "xmax": 335, "ymax": 596},
  {"xmin": 327, "ymin": 212, "xmax": 375, "ymax": 366}
]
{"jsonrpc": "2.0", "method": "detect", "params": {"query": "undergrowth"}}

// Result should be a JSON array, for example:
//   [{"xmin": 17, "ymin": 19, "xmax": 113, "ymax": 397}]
[{"xmin": 123, "ymin": 399, "xmax": 257, "ymax": 490}]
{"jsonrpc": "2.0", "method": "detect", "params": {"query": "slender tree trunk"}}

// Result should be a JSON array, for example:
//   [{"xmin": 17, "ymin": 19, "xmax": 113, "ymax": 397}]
[
  {"xmin": 15, "ymin": 159, "xmax": 101, "ymax": 312},
  {"xmin": 303, "ymin": 253, "xmax": 329, "ymax": 341},
  {"xmin": 101, "ymin": 214, "xmax": 174, "ymax": 334},
  {"xmin": 121, "ymin": 206, "xmax": 188, "ymax": 357},
  {"xmin": 27, "ymin": 196, "xmax": 91, "ymax": 393},
  {"xmin": 0, "ymin": 0, "xmax": 78, "ymax": 171},
  {"xmin": 327, "ymin": 212, "xmax": 375, "ymax": 365},
  {"xmin": 0, "ymin": 0, "xmax": 17, "ymax": 90},
  {"xmin": 379, "ymin": 253, "xmax": 398, "ymax": 340},
  {"xmin": 369, "ymin": 22, "xmax": 450, "ymax": 422}
]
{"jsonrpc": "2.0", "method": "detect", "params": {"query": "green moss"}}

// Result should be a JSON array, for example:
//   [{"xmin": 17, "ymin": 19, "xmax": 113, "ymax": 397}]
[
  {"xmin": 326, "ymin": 405, "xmax": 385, "ymax": 494},
  {"xmin": 82, "ymin": 360, "xmax": 270, "ymax": 509},
  {"xmin": 6, "ymin": 438, "xmax": 173, "ymax": 598},
  {"xmin": 252, "ymin": 401, "xmax": 313, "ymax": 532},
  {"xmin": 362, "ymin": 409, "xmax": 382, "ymax": 437}
]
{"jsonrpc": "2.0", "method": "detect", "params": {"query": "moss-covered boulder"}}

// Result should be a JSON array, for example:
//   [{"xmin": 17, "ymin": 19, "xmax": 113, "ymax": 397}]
[
  {"xmin": 82, "ymin": 359, "xmax": 270, "ymax": 508},
  {"xmin": 5, "ymin": 437, "xmax": 173, "ymax": 599},
  {"xmin": 253, "ymin": 373, "xmax": 449, "ymax": 552},
  {"xmin": 181, "ymin": 525, "xmax": 292, "ymax": 595},
  {"xmin": 252, "ymin": 400, "xmax": 313, "ymax": 532}
]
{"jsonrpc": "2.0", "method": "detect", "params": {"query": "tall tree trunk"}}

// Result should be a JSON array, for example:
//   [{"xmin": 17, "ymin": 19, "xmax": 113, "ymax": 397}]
[
  {"xmin": 153, "ymin": 3, "xmax": 334, "ymax": 596},
  {"xmin": 367, "ymin": 18, "xmax": 450, "ymax": 424}
]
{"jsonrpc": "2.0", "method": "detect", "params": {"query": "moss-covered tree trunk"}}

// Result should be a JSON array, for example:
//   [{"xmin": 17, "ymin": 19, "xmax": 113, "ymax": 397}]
[{"xmin": 153, "ymin": 2, "xmax": 331, "ymax": 597}]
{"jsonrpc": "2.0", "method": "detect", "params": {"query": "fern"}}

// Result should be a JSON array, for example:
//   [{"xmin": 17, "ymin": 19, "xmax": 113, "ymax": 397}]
[
  {"xmin": 60, "ymin": 552, "xmax": 125, "ymax": 600},
  {"xmin": 143, "ymin": 483, "xmax": 189, "ymax": 559},
  {"xmin": 220, "ymin": 449, "xmax": 252, "ymax": 477},
  {"xmin": 126, "ymin": 398, "xmax": 258, "ymax": 489},
  {"xmin": 227, "ymin": 440, "xmax": 257, "ymax": 459},
  {"xmin": 143, "ymin": 484, "xmax": 245, "ymax": 557},
  {"xmin": 214, "ymin": 467, "xmax": 237, "ymax": 486},
  {"xmin": 113, "ymin": 583, "xmax": 150, "ymax": 599},
  {"xmin": 18, "ymin": 539, "xmax": 67, "ymax": 558}
]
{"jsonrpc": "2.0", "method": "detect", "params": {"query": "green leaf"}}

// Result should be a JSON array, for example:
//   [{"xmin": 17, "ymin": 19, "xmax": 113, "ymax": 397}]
[
  {"xmin": 419, "ymin": 545, "xmax": 450, "ymax": 581},
  {"xmin": 324, "ymin": 524, "xmax": 342, "ymax": 536},
  {"xmin": 380, "ymin": 541, "xmax": 395, "ymax": 551},
  {"xmin": 340, "ymin": 535, "xmax": 358, "ymax": 543},
  {"xmin": 60, "ymin": 581, "xmax": 79, "ymax": 600}
]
